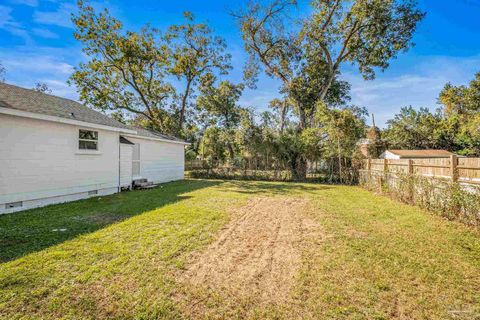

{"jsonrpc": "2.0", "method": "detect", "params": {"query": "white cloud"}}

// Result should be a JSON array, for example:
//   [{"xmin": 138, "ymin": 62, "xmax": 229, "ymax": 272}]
[
  {"xmin": 239, "ymin": 88, "xmax": 278, "ymax": 109},
  {"xmin": 32, "ymin": 27, "xmax": 59, "ymax": 39},
  {"xmin": 0, "ymin": 5, "xmax": 31, "ymax": 43},
  {"xmin": 0, "ymin": 45, "xmax": 83, "ymax": 100},
  {"xmin": 2, "ymin": 55, "xmax": 74, "ymax": 75},
  {"xmin": 42, "ymin": 79, "xmax": 78, "ymax": 99},
  {"xmin": 342, "ymin": 56, "xmax": 480, "ymax": 127},
  {"xmin": 33, "ymin": 3, "xmax": 75, "ymax": 28},
  {"xmin": 9, "ymin": 0, "xmax": 38, "ymax": 7}
]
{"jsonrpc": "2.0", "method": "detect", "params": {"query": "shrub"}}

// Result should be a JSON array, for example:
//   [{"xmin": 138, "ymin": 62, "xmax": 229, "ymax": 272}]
[{"xmin": 360, "ymin": 170, "xmax": 480, "ymax": 226}]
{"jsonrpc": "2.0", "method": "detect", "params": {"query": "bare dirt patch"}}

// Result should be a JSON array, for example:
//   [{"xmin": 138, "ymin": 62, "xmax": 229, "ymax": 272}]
[{"xmin": 176, "ymin": 196, "xmax": 323, "ymax": 318}]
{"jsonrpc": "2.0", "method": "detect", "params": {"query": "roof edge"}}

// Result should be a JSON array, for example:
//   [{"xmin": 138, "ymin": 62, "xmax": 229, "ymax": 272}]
[
  {"xmin": 123, "ymin": 133, "xmax": 190, "ymax": 145},
  {"xmin": 0, "ymin": 106, "xmax": 137, "ymax": 134}
]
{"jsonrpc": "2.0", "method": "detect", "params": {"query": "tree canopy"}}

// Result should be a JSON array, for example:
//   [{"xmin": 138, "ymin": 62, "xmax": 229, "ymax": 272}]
[
  {"xmin": 166, "ymin": 12, "xmax": 232, "ymax": 132},
  {"xmin": 70, "ymin": 1, "xmax": 231, "ymax": 137},
  {"xmin": 67, "ymin": 0, "xmax": 434, "ymax": 181},
  {"xmin": 234, "ymin": 0, "xmax": 423, "ymax": 177},
  {"xmin": 382, "ymin": 72, "xmax": 480, "ymax": 157},
  {"xmin": 237, "ymin": 0, "xmax": 424, "ymax": 129}
]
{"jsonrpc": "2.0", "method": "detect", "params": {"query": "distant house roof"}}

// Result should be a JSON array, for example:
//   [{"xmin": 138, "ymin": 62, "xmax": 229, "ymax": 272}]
[
  {"xmin": 0, "ymin": 82, "xmax": 186, "ymax": 144},
  {"xmin": 387, "ymin": 149, "xmax": 454, "ymax": 158}
]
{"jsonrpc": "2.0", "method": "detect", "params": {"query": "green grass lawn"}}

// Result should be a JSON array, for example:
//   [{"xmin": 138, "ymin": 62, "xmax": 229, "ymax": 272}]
[{"xmin": 1, "ymin": 179, "xmax": 479, "ymax": 319}]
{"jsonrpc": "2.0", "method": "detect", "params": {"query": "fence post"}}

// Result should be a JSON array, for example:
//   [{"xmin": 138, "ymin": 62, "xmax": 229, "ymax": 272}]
[
  {"xmin": 382, "ymin": 159, "xmax": 389, "ymax": 192},
  {"xmin": 366, "ymin": 158, "xmax": 372, "ymax": 186},
  {"xmin": 408, "ymin": 159, "xmax": 414, "ymax": 175},
  {"xmin": 450, "ymin": 155, "xmax": 458, "ymax": 182},
  {"xmin": 408, "ymin": 159, "xmax": 414, "ymax": 202}
]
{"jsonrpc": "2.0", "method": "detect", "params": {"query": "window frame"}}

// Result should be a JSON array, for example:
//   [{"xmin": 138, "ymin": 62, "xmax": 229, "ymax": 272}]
[{"xmin": 78, "ymin": 129, "xmax": 99, "ymax": 151}]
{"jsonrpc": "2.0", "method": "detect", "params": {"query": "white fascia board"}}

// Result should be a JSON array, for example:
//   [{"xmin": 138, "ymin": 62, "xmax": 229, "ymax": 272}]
[
  {"xmin": 123, "ymin": 133, "xmax": 191, "ymax": 146},
  {"xmin": 0, "ymin": 107, "xmax": 137, "ymax": 134}
]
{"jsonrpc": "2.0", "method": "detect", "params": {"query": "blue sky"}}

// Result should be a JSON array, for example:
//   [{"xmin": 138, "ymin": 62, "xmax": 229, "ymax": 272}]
[{"xmin": 1, "ymin": 0, "xmax": 480, "ymax": 127}]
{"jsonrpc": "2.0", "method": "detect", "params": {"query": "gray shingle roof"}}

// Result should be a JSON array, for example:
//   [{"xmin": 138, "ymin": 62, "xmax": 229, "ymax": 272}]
[
  {"xmin": 0, "ymin": 82, "xmax": 186, "ymax": 143},
  {"xmin": 0, "ymin": 82, "xmax": 132, "ymax": 130}
]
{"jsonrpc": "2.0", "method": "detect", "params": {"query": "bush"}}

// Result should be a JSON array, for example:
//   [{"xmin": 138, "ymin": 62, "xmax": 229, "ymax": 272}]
[
  {"xmin": 186, "ymin": 168, "xmax": 360, "ymax": 185},
  {"xmin": 360, "ymin": 170, "xmax": 480, "ymax": 227}
]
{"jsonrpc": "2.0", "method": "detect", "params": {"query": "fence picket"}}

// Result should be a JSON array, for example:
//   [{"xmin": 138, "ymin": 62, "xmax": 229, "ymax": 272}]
[{"xmin": 363, "ymin": 157, "xmax": 480, "ymax": 184}]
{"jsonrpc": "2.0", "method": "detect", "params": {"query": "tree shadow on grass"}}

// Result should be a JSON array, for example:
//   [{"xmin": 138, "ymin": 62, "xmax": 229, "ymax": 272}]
[
  {"xmin": 217, "ymin": 180, "xmax": 333, "ymax": 196},
  {"xmin": 0, "ymin": 179, "xmax": 221, "ymax": 263}
]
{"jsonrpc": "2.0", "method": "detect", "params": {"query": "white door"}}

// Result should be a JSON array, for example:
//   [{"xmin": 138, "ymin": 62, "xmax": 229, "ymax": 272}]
[
  {"xmin": 132, "ymin": 143, "xmax": 141, "ymax": 177},
  {"xmin": 119, "ymin": 143, "xmax": 133, "ymax": 187}
]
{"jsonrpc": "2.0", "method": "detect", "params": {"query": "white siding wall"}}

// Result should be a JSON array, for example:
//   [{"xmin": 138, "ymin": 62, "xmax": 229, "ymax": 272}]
[
  {"xmin": 0, "ymin": 114, "xmax": 120, "ymax": 214},
  {"xmin": 119, "ymin": 143, "xmax": 133, "ymax": 187},
  {"xmin": 126, "ymin": 137, "xmax": 185, "ymax": 183}
]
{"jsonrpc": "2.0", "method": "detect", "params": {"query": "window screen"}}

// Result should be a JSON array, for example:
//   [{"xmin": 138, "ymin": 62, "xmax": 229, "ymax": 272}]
[{"xmin": 79, "ymin": 130, "xmax": 98, "ymax": 150}]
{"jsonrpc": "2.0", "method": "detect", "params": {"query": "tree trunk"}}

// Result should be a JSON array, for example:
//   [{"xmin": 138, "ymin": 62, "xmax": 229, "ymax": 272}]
[
  {"xmin": 280, "ymin": 99, "xmax": 287, "ymax": 133},
  {"xmin": 310, "ymin": 71, "xmax": 337, "ymax": 126},
  {"xmin": 226, "ymin": 142, "xmax": 235, "ymax": 162},
  {"xmin": 337, "ymin": 137, "xmax": 342, "ymax": 183},
  {"xmin": 178, "ymin": 78, "xmax": 192, "ymax": 131},
  {"xmin": 298, "ymin": 110, "xmax": 306, "ymax": 131},
  {"xmin": 291, "ymin": 155, "xmax": 307, "ymax": 181}
]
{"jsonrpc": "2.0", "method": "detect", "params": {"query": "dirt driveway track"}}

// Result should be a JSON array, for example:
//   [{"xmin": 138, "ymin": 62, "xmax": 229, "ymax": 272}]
[{"xmin": 178, "ymin": 197, "xmax": 323, "ymax": 318}]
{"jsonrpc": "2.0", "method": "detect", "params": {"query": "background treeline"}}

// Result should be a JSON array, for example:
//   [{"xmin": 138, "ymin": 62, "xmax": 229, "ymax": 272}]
[
  {"xmin": 63, "ymin": 0, "xmax": 429, "ymax": 182},
  {"xmin": 0, "ymin": 1, "xmax": 469, "ymax": 182},
  {"xmin": 381, "ymin": 72, "xmax": 480, "ymax": 157}
]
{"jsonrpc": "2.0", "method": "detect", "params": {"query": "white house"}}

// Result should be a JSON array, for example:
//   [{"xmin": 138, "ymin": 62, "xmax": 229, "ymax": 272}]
[
  {"xmin": 0, "ymin": 83, "xmax": 189, "ymax": 214},
  {"xmin": 380, "ymin": 149, "xmax": 454, "ymax": 159}
]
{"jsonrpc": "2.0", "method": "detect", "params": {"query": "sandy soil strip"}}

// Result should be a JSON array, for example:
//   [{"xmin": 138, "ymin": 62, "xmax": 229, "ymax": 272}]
[{"xmin": 177, "ymin": 197, "xmax": 322, "ymax": 317}]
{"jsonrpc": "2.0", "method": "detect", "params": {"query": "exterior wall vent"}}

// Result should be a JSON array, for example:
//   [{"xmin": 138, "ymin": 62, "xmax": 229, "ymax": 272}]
[
  {"xmin": 88, "ymin": 190, "xmax": 98, "ymax": 196},
  {"xmin": 5, "ymin": 201, "xmax": 23, "ymax": 209}
]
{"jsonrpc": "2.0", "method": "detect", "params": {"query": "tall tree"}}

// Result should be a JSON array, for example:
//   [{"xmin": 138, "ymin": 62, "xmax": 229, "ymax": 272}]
[
  {"xmin": 317, "ymin": 105, "xmax": 367, "ymax": 181},
  {"xmin": 70, "ymin": 1, "xmax": 175, "ymax": 134},
  {"xmin": 235, "ymin": 108, "xmax": 265, "ymax": 168},
  {"xmin": 200, "ymin": 126, "xmax": 227, "ymax": 166},
  {"xmin": 383, "ymin": 106, "xmax": 441, "ymax": 149},
  {"xmin": 236, "ymin": 0, "xmax": 424, "ymax": 178},
  {"xmin": 197, "ymin": 76, "xmax": 244, "ymax": 161},
  {"xmin": 269, "ymin": 97, "xmax": 291, "ymax": 133},
  {"xmin": 166, "ymin": 12, "xmax": 232, "ymax": 132},
  {"xmin": 438, "ymin": 71, "xmax": 480, "ymax": 115}
]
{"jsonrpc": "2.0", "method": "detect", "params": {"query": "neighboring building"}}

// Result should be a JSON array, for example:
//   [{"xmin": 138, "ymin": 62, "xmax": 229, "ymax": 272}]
[
  {"xmin": 380, "ymin": 149, "xmax": 455, "ymax": 159},
  {"xmin": 0, "ymin": 83, "xmax": 189, "ymax": 214},
  {"xmin": 357, "ymin": 138, "xmax": 372, "ymax": 158},
  {"xmin": 358, "ymin": 114, "xmax": 384, "ymax": 159}
]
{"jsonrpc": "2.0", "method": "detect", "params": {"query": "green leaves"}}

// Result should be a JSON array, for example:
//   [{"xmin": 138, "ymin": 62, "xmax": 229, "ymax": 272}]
[
  {"xmin": 196, "ymin": 79, "xmax": 245, "ymax": 161},
  {"xmin": 439, "ymin": 72, "xmax": 480, "ymax": 115},
  {"xmin": 383, "ymin": 103, "xmax": 480, "ymax": 156},
  {"xmin": 71, "ymin": 1, "xmax": 175, "ymax": 133},
  {"xmin": 166, "ymin": 12, "xmax": 232, "ymax": 131},
  {"xmin": 238, "ymin": 0, "xmax": 424, "ymax": 129},
  {"xmin": 71, "ymin": 2, "xmax": 231, "ymax": 136}
]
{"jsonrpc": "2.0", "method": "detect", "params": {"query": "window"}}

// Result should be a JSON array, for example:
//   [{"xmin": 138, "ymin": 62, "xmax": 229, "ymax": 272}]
[{"xmin": 79, "ymin": 129, "xmax": 98, "ymax": 150}]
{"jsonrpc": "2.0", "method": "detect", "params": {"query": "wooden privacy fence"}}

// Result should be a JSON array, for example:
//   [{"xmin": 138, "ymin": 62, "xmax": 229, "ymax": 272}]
[
  {"xmin": 361, "ymin": 155, "xmax": 480, "ymax": 226},
  {"xmin": 185, "ymin": 159, "xmax": 208, "ymax": 170},
  {"xmin": 364, "ymin": 155, "xmax": 480, "ymax": 185}
]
